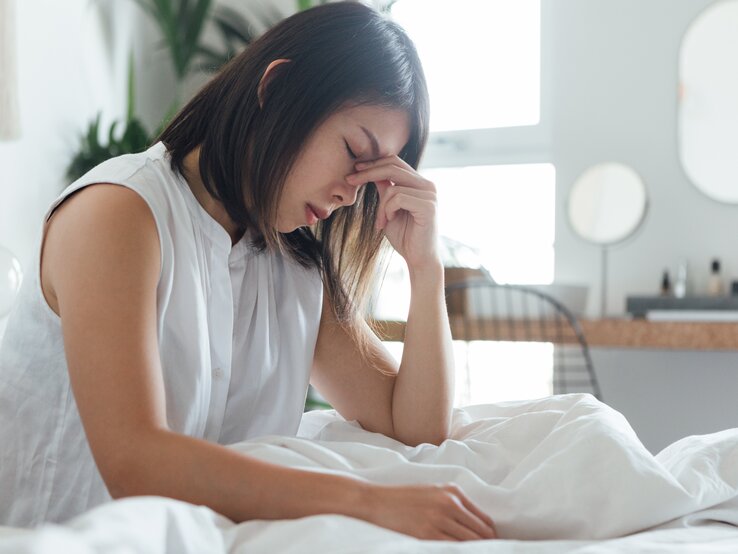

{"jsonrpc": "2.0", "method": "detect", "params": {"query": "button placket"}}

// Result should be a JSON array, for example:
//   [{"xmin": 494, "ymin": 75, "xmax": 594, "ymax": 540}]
[{"xmin": 202, "ymin": 252, "xmax": 234, "ymax": 443}]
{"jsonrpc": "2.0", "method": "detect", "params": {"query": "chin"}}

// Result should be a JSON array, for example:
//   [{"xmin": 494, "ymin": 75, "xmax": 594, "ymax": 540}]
[{"xmin": 276, "ymin": 221, "xmax": 300, "ymax": 233}]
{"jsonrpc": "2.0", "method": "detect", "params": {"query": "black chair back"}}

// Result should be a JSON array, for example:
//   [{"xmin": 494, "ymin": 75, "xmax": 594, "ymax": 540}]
[{"xmin": 444, "ymin": 279, "xmax": 602, "ymax": 400}]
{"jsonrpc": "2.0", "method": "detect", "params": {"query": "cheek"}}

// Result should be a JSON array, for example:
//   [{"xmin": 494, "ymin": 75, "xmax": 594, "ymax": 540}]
[{"xmin": 292, "ymin": 155, "xmax": 347, "ymax": 191}]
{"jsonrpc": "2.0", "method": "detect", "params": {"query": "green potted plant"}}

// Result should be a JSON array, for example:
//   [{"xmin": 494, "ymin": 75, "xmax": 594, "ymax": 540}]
[
  {"xmin": 66, "ymin": 53, "xmax": 149, "ymax": 181},
  {"xmin": 67, "ymin": 0, "xmax": 313, "ymax": 181},
  {"xmin": 67, "ymin": 0, "xmax": 219, "ymax": 181}
]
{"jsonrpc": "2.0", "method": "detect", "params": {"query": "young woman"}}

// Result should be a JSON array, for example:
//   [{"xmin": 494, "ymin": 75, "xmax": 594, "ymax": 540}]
[{"xmin": 0, "ymin": 1, "xmax": 496, "ymax": 541}]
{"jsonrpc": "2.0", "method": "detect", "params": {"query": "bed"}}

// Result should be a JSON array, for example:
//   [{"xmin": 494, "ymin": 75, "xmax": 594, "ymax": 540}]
[{"xmin": 2, "ymin": 393, "xmax": 738, "ymax": 553}]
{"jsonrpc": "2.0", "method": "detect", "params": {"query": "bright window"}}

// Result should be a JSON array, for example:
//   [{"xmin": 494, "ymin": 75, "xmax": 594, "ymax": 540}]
[
  {"xmin": 382, "ymin": 341, "xmax": 553, "ymax": 406},
  {"xmin": 391, "ymin": 0, "xmax": 541, "ymax": 131},
  {"xmin": 429, "ymin": 163, "xmax": 555, "ymax": 284},
  {"xmin": 372, "ymin": 163, "xmax": 555, "ymax": 321},
  {"xmin": 377, "ymin": 1, "xmax": 553, "ymax": 405}
]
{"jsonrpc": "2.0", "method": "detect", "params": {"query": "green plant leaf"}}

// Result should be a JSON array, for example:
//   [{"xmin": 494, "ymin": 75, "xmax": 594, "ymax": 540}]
[
  {"xmin": 108, "ymin": 121, "xmax": 119, "ymax": 146},
  {"xmin": 66, "ymin": 113, "xmax": 153, "ymax": 182},
  {"xmin": 182, "ymin": 0, "xmax": 213, "ymax": 69},
  {"xmin": 130, "ymin": 0, "xmax": 156, "ymax": 18},
  {"xmin": 196, "ymin": 44, "xmax": 231, "ymax": 71},
  {"xmin": 213, "ymin": 7, "xmax": 255, "ymax": 45},
  {"xmin": 126, "ymin": 51, "xmax": 136, "ymax": 123},
  {"xmin": 137, "ymin": 0, "xmax": 188, "ymax": 79},
  {"xmin": 86, "ymin": 114, "xmax": 103, "ymax": 156}
]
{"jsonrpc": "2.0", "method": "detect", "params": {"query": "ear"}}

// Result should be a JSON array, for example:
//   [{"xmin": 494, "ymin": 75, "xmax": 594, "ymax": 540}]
[{"xmin": 257, "ymin": 58, "xmax": 292, "ymax": 108}]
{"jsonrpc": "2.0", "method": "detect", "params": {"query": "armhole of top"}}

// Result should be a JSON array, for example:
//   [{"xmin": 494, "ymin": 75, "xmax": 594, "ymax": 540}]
[{"xmin": 38, "ymin": 182, "xmax": 165, "ymax": 320}]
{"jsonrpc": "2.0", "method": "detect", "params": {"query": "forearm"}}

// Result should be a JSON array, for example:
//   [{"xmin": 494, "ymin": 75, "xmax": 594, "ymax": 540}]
[
  {"xmin": 392, "ymin": 261, "xmax": 455, "ymax": 445},
  {"xmin": 111, "ymin": 428, "xmax": 370, "ymax": 523}
]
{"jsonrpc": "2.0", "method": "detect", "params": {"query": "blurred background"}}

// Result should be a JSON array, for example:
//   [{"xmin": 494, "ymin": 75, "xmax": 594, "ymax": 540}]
[{"xmin": 2, "ymin": 0, "xmax": 738, "ymax": 452}]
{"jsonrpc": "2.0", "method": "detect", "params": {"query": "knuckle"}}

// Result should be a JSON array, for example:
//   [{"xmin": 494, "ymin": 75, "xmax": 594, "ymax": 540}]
[
  {"xmin": 439, "ymin": 495, "xmax": 458, "ymax": 511},
  {"xmin": 444, "ymin": 483, "xmax": 462, "ymax": 494}
]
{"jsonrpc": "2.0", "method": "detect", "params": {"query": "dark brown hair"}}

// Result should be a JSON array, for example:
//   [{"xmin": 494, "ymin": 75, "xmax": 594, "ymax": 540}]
[{"xmin": 158, "ymin": 1, "xmax": 429, "ymax": 347}]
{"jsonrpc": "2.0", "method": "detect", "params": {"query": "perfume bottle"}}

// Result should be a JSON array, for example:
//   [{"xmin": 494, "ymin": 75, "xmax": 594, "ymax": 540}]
[
  {"xmin": 707, "ymin": 258, "xmax": 724, "ymax": 297},
  {"xmin": 660, "ymin": 269, "xmax": 671, "ymax": 297},
  {"xmin": 673, "ymin": 260, "xmax": 688, "ymax": 298}
]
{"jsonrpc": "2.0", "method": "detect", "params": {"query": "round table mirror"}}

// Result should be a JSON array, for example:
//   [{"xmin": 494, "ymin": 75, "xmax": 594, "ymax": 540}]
[
  {"xmin": 568, "ymin": 163, "xmax": 648, "ymax": 246},
  {"xmin": 567, "ymin": 163, "xmax": 648, "ymax": 316}
]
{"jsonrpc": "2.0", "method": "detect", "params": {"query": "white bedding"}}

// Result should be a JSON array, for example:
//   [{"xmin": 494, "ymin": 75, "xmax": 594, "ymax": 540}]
[{"xmin": 2, "ymin": 393, "xmax": 738, "ymax": 553}]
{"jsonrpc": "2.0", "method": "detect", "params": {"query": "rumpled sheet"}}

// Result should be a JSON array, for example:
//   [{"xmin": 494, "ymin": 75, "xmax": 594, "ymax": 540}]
[{"xmin": 2, "ymin": 393, "xmax": 738, "ymax": 553}]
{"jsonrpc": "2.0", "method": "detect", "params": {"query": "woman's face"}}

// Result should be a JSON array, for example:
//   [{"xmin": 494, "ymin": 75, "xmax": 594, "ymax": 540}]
[{"xmin": 276, "ymin": 104, "xmax": 411, "ymax": 232}]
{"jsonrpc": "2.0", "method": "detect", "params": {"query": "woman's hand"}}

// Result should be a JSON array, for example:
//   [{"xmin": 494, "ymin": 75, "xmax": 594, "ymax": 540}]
[
  {"xmin": 360, "ymin": 482, "xmax": 497, "ymax": 541},
  {"xmin": 346, "ymin": 156, "xmax": 440, "ymax": 271}
]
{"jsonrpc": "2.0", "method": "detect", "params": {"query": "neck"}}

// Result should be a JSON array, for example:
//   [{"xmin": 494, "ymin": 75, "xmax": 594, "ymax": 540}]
[{"xmin": 181, "ymin": 147, "xmax": 244, "ymax": 245}]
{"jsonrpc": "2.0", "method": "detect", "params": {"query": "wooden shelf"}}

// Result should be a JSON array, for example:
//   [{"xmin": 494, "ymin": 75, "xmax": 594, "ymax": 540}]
[
  {"xmin": 373, "ymin": 318, "xmax": 738, "ymax": 351},
  {"xmin": 580, "ymin": 319, "xmax": 738, "ymax": 351}
]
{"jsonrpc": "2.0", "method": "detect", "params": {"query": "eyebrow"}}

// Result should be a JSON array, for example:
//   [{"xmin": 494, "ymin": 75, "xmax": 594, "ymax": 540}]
[{"xmin": 360, "ymin": 125, "xmax": 381, "ymax": 159}]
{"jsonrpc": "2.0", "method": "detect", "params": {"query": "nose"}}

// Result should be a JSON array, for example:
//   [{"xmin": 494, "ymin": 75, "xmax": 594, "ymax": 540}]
[{"xmin": 332, "ymin": 180, "xmax": 362, "ymax": 207}]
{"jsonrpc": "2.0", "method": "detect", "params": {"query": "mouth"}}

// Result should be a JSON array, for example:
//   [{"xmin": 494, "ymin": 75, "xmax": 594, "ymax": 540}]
[{"xmin": 305, "ymin": 204, "xmax": 330, "ymax": 225}]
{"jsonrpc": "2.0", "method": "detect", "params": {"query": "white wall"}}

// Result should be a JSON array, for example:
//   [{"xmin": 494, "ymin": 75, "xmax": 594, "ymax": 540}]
[
  {"xmin": 0, "ymin": 0, "xmax": 142, "ymax": 334},
  {"xmin": 547, "ymin": 0, "xmax": 738, "ymax": 451},
  {"xmin": 0, "ymin": 0, "xmax": 140, "ymax": 268},
  {"xmin": 551, "ymin": 0, "xmax": 732, "ymax": 317},
  {"xmin": 593, "ymin": 348, "xmax": 738, "ymax": 453}
]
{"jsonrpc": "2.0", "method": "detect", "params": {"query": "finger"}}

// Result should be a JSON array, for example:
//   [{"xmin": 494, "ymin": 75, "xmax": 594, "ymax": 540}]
[
  {"xmin": 450, "ymin": 489, "xmax": 497, "ymax": 536},
  {"xmin": 380, "ymin": 185, "xmax": 436, "ymax": 207},
  {"xmin": 454, "ymin": 508, "xmax": 497, "ymax": 540},
  {"xmin": 374, "ymin": 179, "xmax": 393, "ymax": 230},
  {"xmin": 436, "ymin": 531, "xmax": 458, "ymax": 542},
  {"xmin": 378, "ymin": 186, "xmax": 435, "ymax": 229},
  {"xmin": 441, "ymin": 519, "xmax": 485, "ymax": 541},
  {"xmin": 375, "ymin": 181, "xmax": 433, "ymax": 227},
  {"xmin": 382, "ymin": 194, "xmax": 435, "ymax": 229},
  {"xmin": 346, "ymin": 164, "xmax": 433, "ymax": 192},
  {"xmin": 446, "ymin": 495, "xmax": 497, "ymax": 541},
  {"xmin": 355, "ymin": 154, "xmax": 415, "ymax": 173}
]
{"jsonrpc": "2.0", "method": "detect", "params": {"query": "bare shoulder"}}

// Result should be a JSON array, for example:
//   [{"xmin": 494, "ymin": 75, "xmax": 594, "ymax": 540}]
[
  {"xmin": 47, "ymin": 183, "xmax": 156, "ymax": 229},
  {"xmin": 42, "ymin": 183, "xmax": 161, "ymax": 315}
]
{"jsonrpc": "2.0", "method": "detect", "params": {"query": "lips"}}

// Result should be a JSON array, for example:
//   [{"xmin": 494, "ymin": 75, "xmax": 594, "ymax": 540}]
[{"xmin": 306, "ymin": 203, "xmax": 331, "ymax": 225}]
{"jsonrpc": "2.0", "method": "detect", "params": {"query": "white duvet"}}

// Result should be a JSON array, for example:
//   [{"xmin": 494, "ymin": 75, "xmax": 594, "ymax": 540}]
[{"xmin": 2, "ymin": 393, "xmax": 738, "ymax": 553}]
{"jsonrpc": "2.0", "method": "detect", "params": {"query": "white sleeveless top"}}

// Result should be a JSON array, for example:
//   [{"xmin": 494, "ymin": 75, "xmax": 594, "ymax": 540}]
[{"xmin": 0, "ymin": 142, "xmax": 323, "ymax": 527}]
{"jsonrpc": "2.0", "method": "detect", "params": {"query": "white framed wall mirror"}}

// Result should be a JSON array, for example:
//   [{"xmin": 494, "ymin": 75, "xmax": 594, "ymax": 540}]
[{"xmin": 679, "ymin": 0, "xmax": 738, "ymax": 203}]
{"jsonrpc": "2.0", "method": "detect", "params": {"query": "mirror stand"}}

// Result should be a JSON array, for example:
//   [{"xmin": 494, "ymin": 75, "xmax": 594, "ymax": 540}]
[{"xmin": 600, "ymin": 246, "xmax": 608, "ymax": 318}]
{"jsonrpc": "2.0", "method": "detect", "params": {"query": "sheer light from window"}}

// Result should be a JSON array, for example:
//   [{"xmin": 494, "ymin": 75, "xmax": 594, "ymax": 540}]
[
  {"xmin": 391, "ymin": 0, "xmax": 541, "ymax": 132},
  {"xmin": 427, "ymin": 163, "xmax": 555, "ymax": 285}
]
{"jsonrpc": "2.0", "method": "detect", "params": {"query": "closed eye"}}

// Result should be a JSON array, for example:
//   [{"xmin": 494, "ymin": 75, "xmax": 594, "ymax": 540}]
[{"xmin": 344, "ymin": 140, "xmax": 357, "ymax": 160}]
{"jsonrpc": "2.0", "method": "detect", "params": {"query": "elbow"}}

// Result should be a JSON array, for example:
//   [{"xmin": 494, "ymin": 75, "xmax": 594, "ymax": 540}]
[
  {"xmin": 94, "ymin": 431, "xmax": 165, "ymax": 499},
  {"xmin": 391, "ymin": 406, "xmax": 453, "ymax": 447},
  {"xmin": 421, "ymin": 428, "xmax": 452, "ymax": 447},
  {"xmin": 395, "ymin": 424, "xmax": 452, "ymax": 447},
  {"xmin": 100, "ymin": 457, "xmax": 145, "ymax": 500}
]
